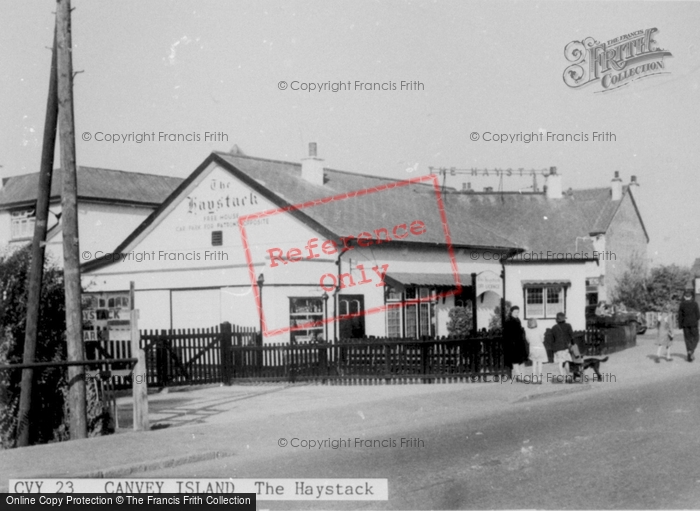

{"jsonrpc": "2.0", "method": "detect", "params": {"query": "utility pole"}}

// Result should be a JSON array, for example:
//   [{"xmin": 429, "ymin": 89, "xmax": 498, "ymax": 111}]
[
  {"xmin": 56, "ymin": 0, "xmax": 87, "ymax": 440},
  {"xmin": 17, "ymin": 25, "xmax": 59, "ymax": 448}
]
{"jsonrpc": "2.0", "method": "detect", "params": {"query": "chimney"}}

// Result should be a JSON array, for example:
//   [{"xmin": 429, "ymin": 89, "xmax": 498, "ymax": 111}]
[
  {"xmin": 630, "ymin": 175, "xmax": 639, "ymax": 187},
  {"xmin": 545, "ymin": 166, "xmax": 562, "ymax": 199},
  {"xmin": 611, "ymin": 170, "xmax": 623, "ymax": 200},
  {"xmin": 301, "ymin": 142, "xmax": 324, "ymax": 186},
  {"xmin": 484, "ymin": 186, "xmax": 493, "ymax": 192}
]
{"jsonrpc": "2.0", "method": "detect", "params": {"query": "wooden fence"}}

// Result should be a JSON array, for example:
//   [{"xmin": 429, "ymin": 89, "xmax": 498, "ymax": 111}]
[
  {"xmin": 91, "ymin": 323, "xmax": 621, "ymax": 387},
  {"xmin": 572, "ymin": 325, "xmax": 636, "ymax": 356},
  {"xmin": 140, "ymin": 323, "xmax": 258, "ymax": 387},
  {"xmin": 229, "ymin": 335, "xmax": 507, "ymax": 384},
  {"xmin": 645, "ymin": 312, "xmax": 678, "ymax": 330}
]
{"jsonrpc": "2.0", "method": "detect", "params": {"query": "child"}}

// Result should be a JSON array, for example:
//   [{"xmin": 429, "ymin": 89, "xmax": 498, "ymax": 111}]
[
  {"xmin": 655, "ymin": 312, "xmax": 674, "ymax": 362},
  {"xmin": 526, "ymin": 318, "xmax": 548, "ymax": 384}
]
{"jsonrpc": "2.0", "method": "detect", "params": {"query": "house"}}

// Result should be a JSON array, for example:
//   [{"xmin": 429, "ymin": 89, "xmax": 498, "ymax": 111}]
[
  {"xmin": 0, "ymin": 167, "xmax": 183, "ymax": 266},
  {"xmin": 81, "ymin": 145, "xmax": 648, "ymax": 341},
  {"xmin": 449, "ymin": 170, "xmax": 648, "ymax": 331}
]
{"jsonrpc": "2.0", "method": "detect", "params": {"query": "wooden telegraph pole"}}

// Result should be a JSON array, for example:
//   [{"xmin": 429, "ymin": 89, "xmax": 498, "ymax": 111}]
[
  {"xmin": 17, "ymin": 26, "xmax": 59, "ymax": 448},
  {"xmin": 56, "ymin": 0, "xmax": 87, "ymax": 439}
]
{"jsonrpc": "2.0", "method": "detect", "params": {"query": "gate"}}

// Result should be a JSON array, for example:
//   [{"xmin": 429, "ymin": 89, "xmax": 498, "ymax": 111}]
[{"xmin": 140, "ymin": 323, "xmax": 259, "ymax": 387}]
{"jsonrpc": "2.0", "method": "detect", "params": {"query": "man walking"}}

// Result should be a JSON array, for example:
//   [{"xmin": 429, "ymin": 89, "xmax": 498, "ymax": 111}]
[{"xmin": 678, "ymin": 289, "xmax": 700, "ymax": 362}]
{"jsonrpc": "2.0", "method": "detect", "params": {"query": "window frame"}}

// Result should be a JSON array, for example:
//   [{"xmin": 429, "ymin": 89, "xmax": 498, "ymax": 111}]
[
  {"xmin": 10, "ymin": 209, "xmax": 36, "ymax": 240},
  {"xmin": 523, "ymin": 285, "xmax": 567, "ymax": 319},
  {"xmin": 384, "ymin": 285, "xmax": 437, "ymax": 338}
]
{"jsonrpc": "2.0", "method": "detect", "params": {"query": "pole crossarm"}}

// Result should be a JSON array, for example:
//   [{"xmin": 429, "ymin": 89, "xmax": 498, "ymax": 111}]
[{"xmin": 0, "ymin": 358, "xmax": 137, "ymax": 372}]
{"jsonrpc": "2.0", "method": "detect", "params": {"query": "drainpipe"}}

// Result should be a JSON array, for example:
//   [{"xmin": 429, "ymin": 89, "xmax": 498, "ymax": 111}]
[
  {"xmin": 500, "ymin": 259, "xmax": 507, "ymax": 329},
  {"xmin": 333, "ymin": 247, "xmax": 347, "ymax": 342}
]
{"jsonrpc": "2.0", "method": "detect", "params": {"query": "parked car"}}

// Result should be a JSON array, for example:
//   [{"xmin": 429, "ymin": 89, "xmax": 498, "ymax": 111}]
[{"xmin": 585, "ymin": 303, "xmax": 647, "ymax": 334}]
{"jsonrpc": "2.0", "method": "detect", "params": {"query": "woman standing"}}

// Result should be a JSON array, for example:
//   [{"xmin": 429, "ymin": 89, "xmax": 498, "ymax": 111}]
[
  {"xmin": 503, "ymin": 306, "xmax": 529, "ymax": 381},
  {"xmin": 526, "ymin": 318, "xmax": 548, "ymax": 383}
]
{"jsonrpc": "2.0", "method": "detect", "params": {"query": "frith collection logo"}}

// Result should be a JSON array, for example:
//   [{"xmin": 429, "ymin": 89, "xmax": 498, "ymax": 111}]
[{"xmin": 563, "ymin": 28, "xmax": 672, "ymax": 93}]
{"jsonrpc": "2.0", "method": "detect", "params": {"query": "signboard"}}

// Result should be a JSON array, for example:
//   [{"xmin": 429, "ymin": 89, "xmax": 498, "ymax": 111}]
[
  {"xmin": 476, "ymin": 270, "xmax": 502, "ymax": 297},
  {"xmin": 81, "ymin": 292, "xmax": 131, "ymax": 342}
]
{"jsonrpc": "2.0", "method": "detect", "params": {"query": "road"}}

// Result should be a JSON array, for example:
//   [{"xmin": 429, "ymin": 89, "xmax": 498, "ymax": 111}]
[{"xmin": 145, "ymin": 372, "xmax": 700, "ymax": 509}]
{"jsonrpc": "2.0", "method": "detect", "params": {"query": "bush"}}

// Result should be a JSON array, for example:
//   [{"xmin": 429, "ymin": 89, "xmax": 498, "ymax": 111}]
[
  {"xmin": 446, "ymin": 306, "xmax": 472, "ymax": 337},
  {"xmin": 0, "ymin": 246, "xmax": 112, "ymax": 448},
  {"xmin": 489, "ymin": 300, "xmax": 512, "ymax": 333}
]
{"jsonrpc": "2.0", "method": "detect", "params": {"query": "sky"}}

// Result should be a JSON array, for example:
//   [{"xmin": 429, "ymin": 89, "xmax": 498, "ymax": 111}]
[{"xmin": 1, "ymin": 0, "xmax": 699, "ymax": 267}]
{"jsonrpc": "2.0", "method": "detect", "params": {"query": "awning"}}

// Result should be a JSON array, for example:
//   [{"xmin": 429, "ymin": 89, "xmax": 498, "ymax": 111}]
[
  {"xmin": 521, "ymin": 280, "xmax": 571, "ymax": 288},
  {"xmin": 384, "ymin": 272, "xmax": 472, "ymax": 289}
]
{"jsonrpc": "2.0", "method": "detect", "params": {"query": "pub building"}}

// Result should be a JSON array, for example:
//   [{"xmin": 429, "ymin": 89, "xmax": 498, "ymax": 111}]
[{"xmin": 82, "ymin": 144, "xmax": 648, "ymax": 344}]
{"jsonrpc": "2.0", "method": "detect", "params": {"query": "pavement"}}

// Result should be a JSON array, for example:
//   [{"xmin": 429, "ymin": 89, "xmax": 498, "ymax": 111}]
[{"xmin": 1, "ymin": 330, "xmax": 697, "ymax": 493}]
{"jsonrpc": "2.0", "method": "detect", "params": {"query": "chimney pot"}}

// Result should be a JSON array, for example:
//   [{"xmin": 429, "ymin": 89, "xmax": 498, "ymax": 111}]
[
  {"xmin": 545, "ymin": 168, "xmax": 563, "ymax": 199},
  {"xmin": 301, "ymin": 143, "xmax": 324, "ymax": 186},
  {"xmin": 611, "ymin": 171, "xmax": 623, "ymax": 200}
]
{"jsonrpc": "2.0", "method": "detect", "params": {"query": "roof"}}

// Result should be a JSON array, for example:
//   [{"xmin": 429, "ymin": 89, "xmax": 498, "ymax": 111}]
[
  {"xmin": 0, "ymin": 167, "xmax": 184, "ymax": 209},
  {"xmin": 83, "ymin": 151, "xmax": 649, "ymax": 272},
  {"xmin": 385, "ymin": 272, "xmax": 473, "ymax": 288},
  {"xmin": 692, "ymin": 258, "xmax": 700, "ymax": 277},
  {"xmin": 521, "ymin": 279, "xmax": 572, "ymax": 287},
  {"xmin": 438, "ymin": 185, "xmax": 647, "ymax": 257},
  {"xmin": 215, "ymin": 152, "xmax": 521, "ymax": 251}
]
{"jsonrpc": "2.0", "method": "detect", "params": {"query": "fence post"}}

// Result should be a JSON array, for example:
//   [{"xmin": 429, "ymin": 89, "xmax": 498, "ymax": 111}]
[
  {"xmin": 131, "ymin": 310, "xmax": 148, "ymax": 431},
  {"xmin": 157, "ymin": 329, "xmax": 169, "ymax": 388},
  {"xmin": 220, "ymin": 322, "xmax": 233, "ymax": 385},
  {"xmin": 384, "ymin": 342, "xmax": 391, "ymax": 384},
  {"xmin": 420, "ymin": 340, "xmax": 430, "ymax": 383},
  {"xmin": 256, "ymin": 330, "xmax": 263, "ymax": 370},
  {"xmin": 318, "ymin": 341, "xmax": 328, "ymax": 382}
]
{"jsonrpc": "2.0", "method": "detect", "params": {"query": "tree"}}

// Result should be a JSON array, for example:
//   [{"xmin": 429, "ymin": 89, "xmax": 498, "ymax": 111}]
[
  {"xmin": 447, "ymin": 306, "xmax": 472, "ymax": 337},
  {"xmin": 489, "ymin": 300, "xmax": 512, "ymax": 332},
  {"xmin": 610, "ymin": 253, "xmax": 649, "ymax": 311},
  {"xmin": 646, "ymin": 264, "xmax": 693, "ymax": 312},
  {"xmin": 0, "ymin": 246, "xmax": 111, "ymax": 448},
  {"xmin": 610, "ymin": 254, "xmax": 692, "ymax": 313}
]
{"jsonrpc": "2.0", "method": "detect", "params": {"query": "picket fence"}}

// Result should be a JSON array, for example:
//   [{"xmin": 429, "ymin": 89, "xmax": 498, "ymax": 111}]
[{"xmin": 88, "ymin": 323, "xmax": 624, "ymax": 387}]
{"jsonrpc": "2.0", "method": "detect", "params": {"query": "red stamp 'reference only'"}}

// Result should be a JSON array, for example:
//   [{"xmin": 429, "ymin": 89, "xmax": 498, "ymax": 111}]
[{"xmin": 238, "ymin": 174, "xmax": 460, "ymax": 338}]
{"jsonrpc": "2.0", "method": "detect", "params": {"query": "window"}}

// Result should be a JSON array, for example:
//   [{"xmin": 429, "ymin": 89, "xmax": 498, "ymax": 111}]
[
  {"xmin": 386, "ymin": 307, "xmax": 401, "ymax": 337},
  {"xmin": 385, "ymin": 287, "xmax": 402, "ymax": 337},
  {"xmin": 211, "ymin": 230, "xmax": 223, "ymax": 246},
  {"xmin": 11, "ymin": 210, "xmax": 35, "ymax": 240},
  {"xmin": 289, "ymin": 297, "xmax": 324, "ymax": 343},
  {"xmin": 384, "ymin": 286, "xmax": 436, "ymax": 338},
  {"xmin": 524, "ymin": 286, "xmax": 566, "ymax": 319}
]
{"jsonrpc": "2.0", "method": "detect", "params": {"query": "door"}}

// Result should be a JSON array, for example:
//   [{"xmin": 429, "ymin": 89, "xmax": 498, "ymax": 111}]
[{"xmin": 338, "ymin": 294, "xmax": 365, "ymax": 339}]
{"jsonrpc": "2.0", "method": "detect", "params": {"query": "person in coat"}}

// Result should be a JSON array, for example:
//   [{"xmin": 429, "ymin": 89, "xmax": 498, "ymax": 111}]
[
  {"xmin": 503, "ymin": 306, "xmax": 528, "ymax": 381},
  {"xmin": 678, "ymin": 289, "xmax": 700, "ymax": 362},
  {"xmin": 551, "ymin": 312, "xmax": 573, "ymax": 380}
]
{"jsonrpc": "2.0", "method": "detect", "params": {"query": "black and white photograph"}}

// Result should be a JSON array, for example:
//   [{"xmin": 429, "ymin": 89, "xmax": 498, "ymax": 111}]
[{"xmin": 1, "ymin": 1, "xmax": 700, "ymax": 509}]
